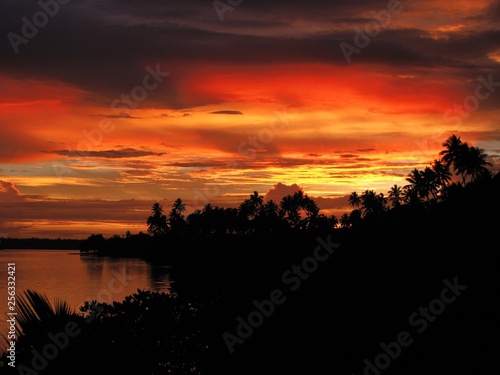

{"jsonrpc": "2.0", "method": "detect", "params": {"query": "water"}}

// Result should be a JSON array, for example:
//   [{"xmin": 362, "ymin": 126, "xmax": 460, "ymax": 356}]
[{"xmin": 0, "ymin": 249, "xmax": 172, "ymax": 350}]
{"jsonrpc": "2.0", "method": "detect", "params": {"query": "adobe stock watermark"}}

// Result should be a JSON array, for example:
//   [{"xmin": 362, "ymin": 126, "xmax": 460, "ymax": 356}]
[
  {"xmin": 191, "ymin": 106, "xmax": 290, "ymax": 210},
  {"xmin": 223, "ymin": 236, "xmax": 341, "ymax": 354},
  {"xmin": 7, "ymin": 0, "xmax": 72, "ymax": 54},
  {"xmin": 443, "ymin": 74, "xmax": 500, "ymax": 127},
  {"xmin": 213, "ymin": 0, "xmax": 243, "ymax": 21},
  {"xmin": 52, "ymin": 64, "xmax": 169, "ymax": 179},
  {"xmin": 14, "ymin": 268, "xmax": 134, "ymax": 375},
  {"xmin": 414, "ymin": 73, "xmax": 500, "ymax": 157},
  {"xmin": 355, "ymin": 277, "xmax": 467, "ymax": 375},
  {"xmin": 339, "ymin": 0, "xmax": 403, "ymax": 64}
]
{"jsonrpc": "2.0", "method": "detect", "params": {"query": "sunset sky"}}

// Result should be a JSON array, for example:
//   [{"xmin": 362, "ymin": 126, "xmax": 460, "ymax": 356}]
[{"xmin": 1, "ymin": 0, "xmax": 500, "ymax": 239}]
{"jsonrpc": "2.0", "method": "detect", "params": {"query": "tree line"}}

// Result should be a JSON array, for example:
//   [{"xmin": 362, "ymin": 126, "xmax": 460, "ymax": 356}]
[
  {"xmin": 345, "ymin": 134, "xmax": 493, "ymax": 226},
  {"xmin": 146, "ymin": 134, "xmax": 495, "ymax": 236}
]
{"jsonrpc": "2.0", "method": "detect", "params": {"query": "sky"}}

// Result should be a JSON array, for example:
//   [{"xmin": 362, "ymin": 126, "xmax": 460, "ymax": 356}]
[{"xmin": 1, "ymin": 0, "xmax": 500, "ymax": 239}]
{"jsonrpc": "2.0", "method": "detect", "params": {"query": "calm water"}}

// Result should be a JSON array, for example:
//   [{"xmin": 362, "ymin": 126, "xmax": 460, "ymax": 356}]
[{"xmin": 0, "ymin": 249, "xmax": 171, "ymax": 350}]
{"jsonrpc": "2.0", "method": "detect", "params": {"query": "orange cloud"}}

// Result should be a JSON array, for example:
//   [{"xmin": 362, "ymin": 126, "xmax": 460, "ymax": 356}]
[{"xmin": 0, "ymin": 180, "xmax": 21, "ymax": 202}]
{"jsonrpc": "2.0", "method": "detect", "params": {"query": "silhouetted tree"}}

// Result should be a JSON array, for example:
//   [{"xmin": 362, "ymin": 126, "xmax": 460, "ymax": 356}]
[
  {"xmin": 329, "ymin": 215, "xmax": 339, "ymax": 229},
  {"xmin": 431, "ymin": 159, "xmax": 452, "ymax": 194},
  {"xmin": 254, "ymin": 200, "xmax": 283, "ymax": 233},
  {"xmin": 302, "ymin": 195, "xmax": 320, "ymax": 229},
  {"xmin": 169, "ymin": 198, "xmax": 187, "ymax": 234},
  {"xmin": 402, "ymin": 184, "xmax": 420, "ymax": 205},
  {"xmin": 246, "ymin": 191, "xmax": 264, "ymax": 219},
  {"xmin": 405, "ymin": 169, "xmax": 427, "ymax": 201},
  {"xmin": 360, "ymin": 190, "xmax": 386, "ymax": 216},
  {"xmin": 464, "ymin": 146, "xmax": 493, "ymax": 182},
  {"xmin": 388, "ymin": 185, "xmax": 403, "ymax": 208},
  {"xmin": 421, "ymin": 166, "xmax": 439, "ymax": 200},
  {"xmin": 147, "ymin": 203, "xmax": 168, "ymax": 237},
  {"xmin": 280, "ymin": 194, "xmax": 301, "ymax": 228},
  {"xmin": 440, "ymin": 135, "xmax": 492, "ymax": 184},
  {"xmin": 440, "ymin": 134, "xmax": 463, "ymax": 170},
  {"xmin": 348, "ymin": 191, "xmax": 361, "ymax": 208},
  {"xmin": 349, "ymin": 209, "xmax": 362, "ymax": 227},
  {"xmin": 340, "ymin": 213, "xmax": 350, "ymax": 228}
]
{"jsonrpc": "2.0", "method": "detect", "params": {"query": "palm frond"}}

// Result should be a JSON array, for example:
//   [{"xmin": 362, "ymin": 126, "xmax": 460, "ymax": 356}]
[
  {"xmin": 15, "ymin": 290, "xmax": 75, "ymax": 337},
  {"xmin": 16, "ymin": 290, "xmax": 53, "ymax": 325},
  {"xmin": 54, "ymin": 297, "xmax": 76, "ymax": 316}
]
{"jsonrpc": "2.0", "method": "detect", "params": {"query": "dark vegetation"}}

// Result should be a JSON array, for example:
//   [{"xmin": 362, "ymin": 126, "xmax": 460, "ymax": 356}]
[{"xmin": 2, "ymin": 135, "xmax": 499, "ymax": 374}]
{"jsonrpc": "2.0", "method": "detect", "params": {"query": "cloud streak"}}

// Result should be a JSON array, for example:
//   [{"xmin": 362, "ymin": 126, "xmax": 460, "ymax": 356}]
[{"xmin": 52, "ymin": 148, "xmax": 167, "ymax": 159}]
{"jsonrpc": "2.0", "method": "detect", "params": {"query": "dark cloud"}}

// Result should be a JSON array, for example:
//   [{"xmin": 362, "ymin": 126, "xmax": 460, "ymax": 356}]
[
  {"xmin": 340, "ymin": 153, "xmax": 359, "ymax": 158},
  {"xmin": 209, "ymin": 110, "xmax": 243, "ymax": 115},
  {"xmin": 1, "ymin": 0, "xmax": 499, "ymax": 109},
  {"xmin": 52, "ymin": 148, "xmax": 166, "ymax": 159},
  {"xmin": 485, "ymin": 0, "xmax": 500, "ymax": 21},
  {"xmin": 99, "ymin": 113, "xmax": 140, "ymax": 119},
  {"xmin": 159, "ymin": 113, "xmax": 192, "ymax": 118},
  {"xmin": 171, "ymin": 161, "xmax": 226, "ymax": 168}
]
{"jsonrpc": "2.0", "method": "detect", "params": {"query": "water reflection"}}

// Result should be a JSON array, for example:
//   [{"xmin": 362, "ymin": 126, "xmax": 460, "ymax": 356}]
[
  {"xmin": 150, "ymin": 265, "xmax": 174, "ymax": 290},
  {"xmin": 79, "ymin": 253, "xmax": 173, "ymax": 304},
  {"xmin": 0, "ymin": 250, "xmax": 171, "ymax": 350}
]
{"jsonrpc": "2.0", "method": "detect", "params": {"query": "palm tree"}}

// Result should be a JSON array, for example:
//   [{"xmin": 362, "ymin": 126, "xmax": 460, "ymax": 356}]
[
  {"xmin": 328, "ymin": 215, "xmax": 339, "ymax": 229},
  {"xmin": 8, "ymin": 290, "xmax": 82, "ymax": 361},
  {"xmin": 340, "ymin": 213, "xmax": 350, "ymax": 228},
  {"xmin": 402, "ymin": 184, "xmax": 419, "ymax": 205},
  {"xmin": 348, "ymin": 191, "xmax": 361, "ymax": 208},
  {"xmin": 263, "ymin": 200, "xmax": 280, "ymax": 217},
  {"xmin": 249, "ymin": 191, "xmax": 264, "ymax": 209},
  {"xmin": 388, "ymin": 185, "xmax": 403, "ymax": 208},
  {"xmin": 405, "ymin": 169, "xmax": 426, "ymax": 201},
  {"xmin": 431, "ymin": 159, "xmax": 452, "ymax": 191},
  {"xmin": 349, "ymin": 209, "xmax": 362, "ymax": 226},
  {"xmin": 169, "ymin": 198, "xmax": 186, "ymax": 234},
  {"xmin": 292, "ymin": 189, "xmax": 305, "ymax": 205},
  {"xmin": 172, "ymin": 198, "xmax": 186, "ymax": 214},
  {"xmin": 244, "ymin": 191, "xmax": 264, "ymax": 219},
  {"xmin": 421, "ymin": 167, "xmax": 439, "ymax": 200},
  {"xmin": 439, "ymin": 135, "xmax": 490, "ymax": 184},
  {"xmin": 439, "ymin": 134, "xmax": 463, "ymax": 168},
  {"xmin": 17, "ymin": 290, "xmax": 76, "ymax": 330},
  {"xmin": 464, "ymin": 146, "xmax": 493, "ymax": 182},
  {"xmin": 237, "ymin": 200, "xmax": 252, "ymax": 230},
  {"xmin": 147, "ymin": 203, "xmax": 168, "ymax": 237},
  {"xmin": 253, "ymin": 200, "xmax": 282, "ymax": 234},
  {"xmin": 302, "ymin": 195, "xmax": 320, "ymax": 229},
  {"xmin": 280, "ymin": 194, "xmax": 301, "ymax": 228},
  {"xmin": 376, "ymin": 193, "xmax": 388, "ymax": 213},
  {"xmin": 360, "ymin": 190, "xmax": 386, "ymax": 216},
  {"xmin": 303, "ymin": 196, "xmax": 319, "ymax": 217}
]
